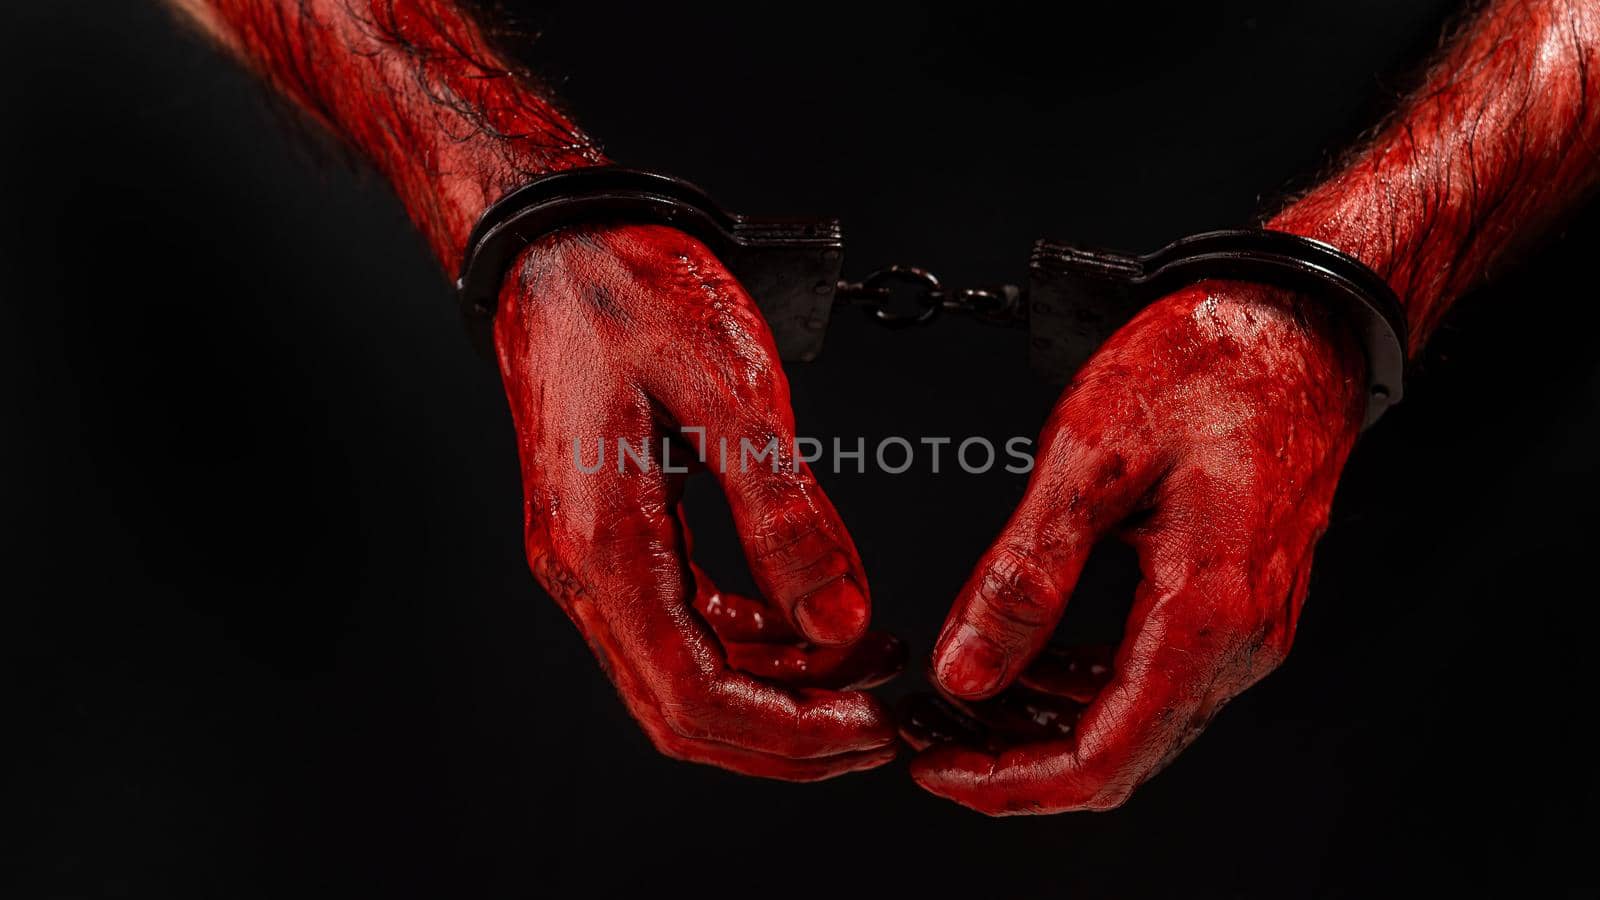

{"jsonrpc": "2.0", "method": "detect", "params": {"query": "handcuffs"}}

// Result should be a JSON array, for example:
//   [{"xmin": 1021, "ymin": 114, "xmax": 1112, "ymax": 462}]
[{"xmin": 458, "ymin": 167, "xmax": 1406, "ymax": 428}]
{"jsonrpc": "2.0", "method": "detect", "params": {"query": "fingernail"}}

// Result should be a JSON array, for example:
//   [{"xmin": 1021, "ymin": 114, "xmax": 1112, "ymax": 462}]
[
  {"xmin": 936, "ymin": 626, "xmax": 1008, "ymax": 698},
  {"xmin": 795, "ymin": 578, "xmax": 869, "ymax": 645}
]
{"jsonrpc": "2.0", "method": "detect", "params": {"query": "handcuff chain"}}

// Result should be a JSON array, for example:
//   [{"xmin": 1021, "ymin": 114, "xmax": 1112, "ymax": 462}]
[{"xmin": 834, "ymin": 265, "xmax": 1027, "ymax": 329}]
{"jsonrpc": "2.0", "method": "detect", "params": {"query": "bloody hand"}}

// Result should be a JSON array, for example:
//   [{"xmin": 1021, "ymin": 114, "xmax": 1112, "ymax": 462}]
[
  {"xmin": 907, "ymin": 282, "xmax": 1365, "ymax": 813},
  {"xmin": 174, "ymin": 0, "xmax": 1600, "ymax": 797},
  {"xmin": 908, "ymin": 0, "xmax": 1600, "ymax": 815},
  {"xmin": 174, "ymin": 0, "xmax": 902, "ymax": 780},
  {"xmin": 494, "ymin": 223, "xmax": 902, "ymax": 780}
]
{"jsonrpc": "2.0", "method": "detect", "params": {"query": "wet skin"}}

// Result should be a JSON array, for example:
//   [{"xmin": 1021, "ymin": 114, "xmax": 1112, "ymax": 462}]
[
  {"xmin": 174, "ymin": 0, "xmax": 1600, "ymax": 806},
  {"xmin": 913, "ymin": 0, "xmax": 1600, "ymax": 813}
]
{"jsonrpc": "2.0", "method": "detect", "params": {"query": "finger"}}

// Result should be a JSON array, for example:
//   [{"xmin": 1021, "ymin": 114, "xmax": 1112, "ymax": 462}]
[
  {"xmin": 533, "ymin": 422, "xmax": 893, "ymax": 766},
  {"xmin": 499, "ymin": 242, "xmax": 893, "ymax": 778},
  {"xmin": 931, "ymin": 384, "xmax": 1167, "ymax": 701},
  {"xmin": 691, "ymin": 562, "xmax": 902, "ymax": 688},
  {"xmin": 910, "ymin": 740, "xmax": 1079, "ymax": 816},
  {"xmin": 646, "ymin": 345, "xmax": 869, "ymax": 649},
  {"xmin": 1017, "ymin": 644, "xmax": 1116, "ymax": 703},
  {"xmin": 560, "ymin": 521, "xmax": 897, "ymax": 760},
  {"xmin": 723, "ymin": 630, "xmax": 905, "ymax": 690},
  {"xmin": 736, "ymin": 474, "xmax": 870, "ymax": 647},
  {"xmin": 914, "ymin": 531, "xmax": 1251, "ymax": 814},
  {"xmin": 685, "ymin": 533, "xmax": 901, "ymax": 688},
  {"xmin": 693, "ymin": 437, "xmax": 867, "ymax": 648},
  {"xmin": 689, "ymin": 561, "xmax": 799, "ymax": 643},
  {"xmin": 651, "ymin": 728, "xmax": 899, "ymax": 782},
  {"xmin": 930, "ymin": 521, "xmax": 1099, "ymax": 702},
  {"xmin": 560, "ymin": 497, "xmax": 895, "ymax": 760}
]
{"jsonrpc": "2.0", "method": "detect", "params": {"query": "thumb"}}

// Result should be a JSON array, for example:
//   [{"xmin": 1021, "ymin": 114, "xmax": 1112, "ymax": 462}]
[{"xmin": 932, "ymin": 396, "xmax": 1165, "ymax": 699}]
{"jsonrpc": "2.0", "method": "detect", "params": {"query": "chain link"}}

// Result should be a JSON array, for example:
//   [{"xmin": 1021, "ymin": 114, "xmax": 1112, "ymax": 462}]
[{"xmin": 835, "ymin": 265, "xmax": 1026, "ymax": 328}]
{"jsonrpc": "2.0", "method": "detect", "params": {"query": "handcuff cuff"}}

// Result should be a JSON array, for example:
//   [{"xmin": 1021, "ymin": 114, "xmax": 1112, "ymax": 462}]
[{"xmin": 458, "ymin": 166, "xmax": 1407, "ymax": 428}]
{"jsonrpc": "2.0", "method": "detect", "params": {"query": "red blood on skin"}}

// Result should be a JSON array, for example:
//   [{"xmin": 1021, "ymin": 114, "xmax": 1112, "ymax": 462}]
[
  {"xmin": 491, "ymin": 223, "xmax": 897, "ymax": 779},
  {"xmin": 178, "ymin": 0, "xmax": 899, "ymax": 780},
  {"xmin": 177, "ymin": 0, "xmax": 1600, "ymax": 800},
  {"xmin": 175, "ymin": 0, "xmax": 603, "ymax": 270},
  {"xmin": 916, "ymin": 0, "xmax": 1600, "ymax": 815},
  {"xmin": 1272, "ymin": 0, "xmax": 1600, "ymax": 354}
]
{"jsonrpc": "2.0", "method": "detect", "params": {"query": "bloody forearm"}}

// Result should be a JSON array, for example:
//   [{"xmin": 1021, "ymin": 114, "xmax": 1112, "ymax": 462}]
[
  {"xmin": 168, "ymin": 0, "xmax": 605, "ymax": 269},
  {"xmin": 1270, "ymin": 0, "xmax": 1600, "ymax": 354}
]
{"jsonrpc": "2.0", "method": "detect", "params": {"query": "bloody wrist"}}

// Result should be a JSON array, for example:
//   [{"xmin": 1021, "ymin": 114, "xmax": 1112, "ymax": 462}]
[
  {"xmin": 1030, "ymin": 229, "xmax": 1404, "ymax": 427},
  {"xmin": 458, "ymin": 166, "xmax": 844, "ymax": 362}
]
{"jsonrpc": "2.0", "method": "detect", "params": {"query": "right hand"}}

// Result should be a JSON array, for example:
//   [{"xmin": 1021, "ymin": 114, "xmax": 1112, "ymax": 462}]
[
  {"xmin": 905, "ymin": 282, "xmax": 1366, "ymax": 813},
  {"xmin": 494, "ymin": 223, "xmax": 902, "ymax": 780}
]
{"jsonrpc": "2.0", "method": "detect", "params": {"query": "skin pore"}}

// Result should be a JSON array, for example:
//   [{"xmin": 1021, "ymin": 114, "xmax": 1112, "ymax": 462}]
[{"xmin": 170, "ymin": 0, "xmax": 1600, "ymax": 808}]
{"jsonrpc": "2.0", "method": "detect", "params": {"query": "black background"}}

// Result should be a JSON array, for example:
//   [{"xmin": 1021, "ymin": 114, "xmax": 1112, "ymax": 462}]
[{"xmin": 7, "ymin": 1, "xmax": 1598, "ymax": 896}]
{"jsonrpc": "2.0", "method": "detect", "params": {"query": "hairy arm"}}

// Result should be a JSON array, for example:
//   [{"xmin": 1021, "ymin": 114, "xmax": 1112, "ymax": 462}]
[
  {"xmin": 1272, "ymin": 0, "xmax": 1600, "ymax": 354},
  {"xmin": 170, "ymin": 0, "xmax": 899, "ymax": 779},
  {"xmin": 166, "ymin": 0, "xmax": 604, "ymax": 269},
  {"xmin": 914, "ymin": 0, "xmax": 1600, "ymax": 815}
]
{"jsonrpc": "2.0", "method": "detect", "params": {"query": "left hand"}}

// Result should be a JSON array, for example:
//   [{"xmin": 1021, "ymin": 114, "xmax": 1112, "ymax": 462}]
[
  {"xmin": 904, "ymin": 280, "xmax": 1368, "ymax": 814},
  {"xmin": 496, "ymin": 224, "xmax": 902, "ymax": 781}
]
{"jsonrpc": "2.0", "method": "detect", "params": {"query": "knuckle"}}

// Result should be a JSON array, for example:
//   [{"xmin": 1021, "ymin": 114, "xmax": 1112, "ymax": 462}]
[
  {"xmin": 1240, "ymin": 628, "xmax": 1291, "ymax": 680},
  {"xmin": 749, "ymin": 512, "xmax": 854, "ymax": 593},
  {"xmin": 976, "ymin": 547, "xmax": 1059, "ymax": 630},
  {"xmin": 526, "ymin": 545, "xmax": 587, "ymax": 609},
  {"xmin": 637, "ymin": 718, "xmax": 693, "ymax": 761},
  {"xmin": 657, "ymin": 698, "xmax": 710, "ymax": 741},
  {"xmin": 753, "ymin": 511, "xmax": 829, "ymax": 565},
  {"xmin": 656, "ymin": 679, "xmax": 731, "ymax": 742}
]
